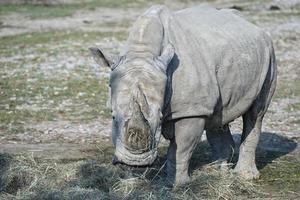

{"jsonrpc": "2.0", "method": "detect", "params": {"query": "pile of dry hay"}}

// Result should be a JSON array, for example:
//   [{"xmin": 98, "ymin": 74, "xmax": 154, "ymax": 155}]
[{"xmin": 0, "ymin": 152, "xmax": 261, "ymax": 200}]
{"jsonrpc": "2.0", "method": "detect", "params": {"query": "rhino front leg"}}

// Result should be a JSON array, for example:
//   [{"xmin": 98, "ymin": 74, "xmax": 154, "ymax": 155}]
[
  {"xmin": 166, "ymin": 118, "xmax": 205, "ymax": 186},
  {"xmin": 206, "ymin": 124, "xmax": 235, "ymax": 170}
]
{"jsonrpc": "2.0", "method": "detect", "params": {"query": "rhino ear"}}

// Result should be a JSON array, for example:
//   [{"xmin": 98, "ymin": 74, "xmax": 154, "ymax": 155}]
[
  {"xmin": 89, "ymin": 47, "xmax": 115, "ymax": 69},
  {"xmin": 155, "ymin": 43, "xmax": 175, "ymax": 73}
]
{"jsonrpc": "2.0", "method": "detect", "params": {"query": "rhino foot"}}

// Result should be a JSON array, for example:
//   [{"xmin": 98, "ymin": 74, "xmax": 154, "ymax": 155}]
[
  {"xmin": 174, "ymin": 175, "xmax": 190, "ymax": 187},
  {"xmin": 166, "ymin": 160, "xmax": 191, "ymax": 187},
  {"xmin": 233, "ymin": 164, "xmax": 260, "ymax": 180}
]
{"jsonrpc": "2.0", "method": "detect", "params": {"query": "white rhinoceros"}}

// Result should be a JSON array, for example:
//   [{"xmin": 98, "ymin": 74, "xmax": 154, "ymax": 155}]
[{"xmin": 90, "ymin": 4, "xmax": 277, "ymax": 186}]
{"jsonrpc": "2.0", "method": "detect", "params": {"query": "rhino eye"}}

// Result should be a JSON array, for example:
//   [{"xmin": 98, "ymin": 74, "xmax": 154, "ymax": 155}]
[{"xmin": 112, "ymin": 116, "xmax": 116, "ymax": 120}]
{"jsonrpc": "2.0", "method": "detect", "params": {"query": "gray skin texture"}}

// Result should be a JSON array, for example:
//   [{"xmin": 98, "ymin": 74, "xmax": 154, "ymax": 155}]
[{"xmin": 90, "ymin": 4, "xmax": 277, "ymax": 186}]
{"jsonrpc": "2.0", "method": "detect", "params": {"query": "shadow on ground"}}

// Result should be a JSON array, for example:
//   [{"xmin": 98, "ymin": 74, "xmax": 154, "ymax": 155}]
[
  {"xmin": 0, "ymin": 153, "xmax": 12, "ymax": 192},
  {"xmin": 256, "ymin": 132, "xmax": 298, "ymax": 170},
  {"xmin": 190, "ymin": 131, "xmax": 298, "ymax": 172}
]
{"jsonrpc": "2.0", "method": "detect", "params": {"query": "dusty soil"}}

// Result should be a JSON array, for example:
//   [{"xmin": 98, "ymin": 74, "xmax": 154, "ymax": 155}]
[
  {"xmin": 0, "ymin": 8, "xmax": 137, "ymax": 37},
  {"xmin": 0, "ymin": 0, "xmax": 299, "ymax": 156}
]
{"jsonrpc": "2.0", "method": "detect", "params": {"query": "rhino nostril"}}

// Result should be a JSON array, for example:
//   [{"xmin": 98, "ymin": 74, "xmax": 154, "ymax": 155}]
[{"xmin": 112, "ymin": 156, "xmax": 121, "ymax": 165}]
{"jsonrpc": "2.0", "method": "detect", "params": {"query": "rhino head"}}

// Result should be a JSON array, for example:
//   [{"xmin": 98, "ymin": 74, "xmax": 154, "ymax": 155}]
[{"xmin": 89, "ymin": 44, "xmax": 174, "ymax": 166}]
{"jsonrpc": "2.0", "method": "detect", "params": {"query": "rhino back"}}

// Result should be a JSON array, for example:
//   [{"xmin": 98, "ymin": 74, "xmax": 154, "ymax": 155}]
[{"xmin": 163, "ymin": 5, "xmax": 273, "ymax": 125}]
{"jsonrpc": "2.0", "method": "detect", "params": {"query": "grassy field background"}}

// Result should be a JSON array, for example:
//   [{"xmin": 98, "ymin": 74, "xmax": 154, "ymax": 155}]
[{"xmin": 0, "ymin": 0, "xmax": 299, "ymax": 199}]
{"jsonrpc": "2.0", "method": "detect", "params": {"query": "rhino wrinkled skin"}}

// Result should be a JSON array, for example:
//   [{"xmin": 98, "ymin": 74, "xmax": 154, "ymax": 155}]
[{"xmin": 90, "ymin": 4, "xmax": 277, "ymax": 186}]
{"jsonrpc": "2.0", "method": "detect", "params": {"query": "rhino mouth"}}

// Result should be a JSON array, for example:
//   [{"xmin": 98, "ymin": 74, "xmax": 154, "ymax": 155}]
[
  {"xmin": 114, "ymin": 141, "xmax": 158, "ymax": 166},
  {"xmin": 113, "ymin": 96, "xmax": 162, "ymax": 166}
]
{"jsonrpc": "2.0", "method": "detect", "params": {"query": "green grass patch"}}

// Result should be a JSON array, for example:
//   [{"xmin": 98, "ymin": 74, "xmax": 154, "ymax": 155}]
[
  {"xmin": 259, "ymin": 154, "xmax": 300, "ymax": 199},
  {"xmin": 101, "ymin": 19, "xmax": 133, "ymax": 28},
  {"xmin": 286, "ymin": 102, "xmax": 300, "ymax": 112},
  {"xmin": 0, "ymin": 30, "xmax": 122, "ymax": 135},
  {"xmin": 264, "ymin": 10, "xmax": 300, "ymax": 19},
  {"xmin": 0, "ymin": 0, "xmax": 163, "ymax": 19},
  {"xmin": 254, "ymin": 136, "xmax": 300, "ymax": 199},
  {"xmin": 0, "ymin": 30, "xmax": 127, "ymax": 48},
  {"xmin": 0, "ymin": 68, "xmax": 110, "ymax": 132},
  {"xmin": 290, "ymin": 119, "xmax": 300, "ymax": 125},
  {"xmin": 274, "ymin": 78, "xmax": 300, "ymax": 99},
  {"xmin": 0, "ymin": 4, "xmax": 82, "ymax": 19}
]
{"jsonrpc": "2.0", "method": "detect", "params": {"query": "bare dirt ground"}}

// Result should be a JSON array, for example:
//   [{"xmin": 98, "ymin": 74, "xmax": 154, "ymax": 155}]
[
  {"xmin": 0, "ymin": 0, "xmax": 299, "ymax": 199},
  {"xmin": 1, "ymin": 0, "xmax": 299, "ymax": 158}
]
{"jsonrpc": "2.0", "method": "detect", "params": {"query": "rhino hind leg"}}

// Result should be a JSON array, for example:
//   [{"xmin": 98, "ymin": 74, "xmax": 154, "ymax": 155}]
[
  {"xmin": 206, "ymin": 124, "xmax": 235, "ymax": 170},
  {"xmin": 166, "ymin": 118, "xmax": 205, "ymax": 186},
  {"xmin": 234, "ymin": 57, "xmax": 277, "ymax": 180},
  {"xmin": 233, "ymin": 105, "xmax": 263, "ymax": 180}
]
